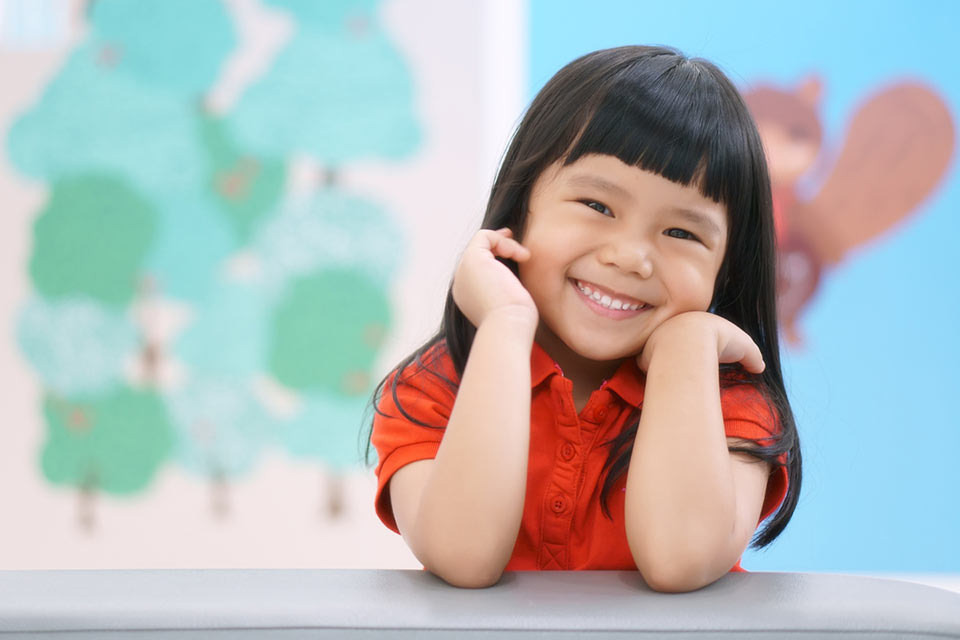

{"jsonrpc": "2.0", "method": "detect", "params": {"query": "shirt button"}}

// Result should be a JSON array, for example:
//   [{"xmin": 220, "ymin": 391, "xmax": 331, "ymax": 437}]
[
  {"xmin": 550, "ymin": 494, "xmax": 567, "ymax": 514},
  {"xmin": 560, "ymin": 442, "xmax": 576, "ymax": 461},
  {"xmin": 594, "ymin": 406, "xmax": 608, "ymax": 421}
]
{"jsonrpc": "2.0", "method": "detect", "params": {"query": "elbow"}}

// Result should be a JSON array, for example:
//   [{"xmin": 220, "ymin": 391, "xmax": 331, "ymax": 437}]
[
  {"xmin": 637, "ymin": 558, "xmax": 715, "ymax": 593},
  {"xmin": 405, "ymin": 518, "xmax": 514, "ymax": 588},
  {"xmin": 627, "ymin": 532, "xmax": 721, "ymax": 593},
  {"xmin": 624, "ymin": 509, "xmax": 737, "ymax": 593},
  {"xmin": 414, "ymin": 535, "xmax": 508, "ymax": 589},
  {"xmin": 438, "ymin": 567, "xmax": 504, "ymax": 589},
  {"xmin": 424, "ymin": 555, "xmax": 505, "ymax": 589}
]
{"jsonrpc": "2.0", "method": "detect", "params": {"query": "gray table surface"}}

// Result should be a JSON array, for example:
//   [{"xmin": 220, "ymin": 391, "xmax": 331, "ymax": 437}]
[{"xmin": 1, "ymin": 569, "xmax": 959, "ymax": 638}]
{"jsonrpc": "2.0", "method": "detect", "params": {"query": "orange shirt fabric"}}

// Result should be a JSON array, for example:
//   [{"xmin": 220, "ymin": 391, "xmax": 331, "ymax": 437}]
[{"xmin": 372, "ymin": 341, "xmax": 788, "ymax": 572}]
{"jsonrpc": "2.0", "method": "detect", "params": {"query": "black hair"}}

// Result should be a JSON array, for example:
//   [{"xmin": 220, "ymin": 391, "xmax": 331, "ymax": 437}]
[{"xmin": 367, "ymin": 45, "xmax": 801, "ymax": 549}]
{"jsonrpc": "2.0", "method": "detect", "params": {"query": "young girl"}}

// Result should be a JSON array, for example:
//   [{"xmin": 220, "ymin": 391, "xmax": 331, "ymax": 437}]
[{"xmin": 369, "ymin": 45, "xmax": 801, "ymax": 592}]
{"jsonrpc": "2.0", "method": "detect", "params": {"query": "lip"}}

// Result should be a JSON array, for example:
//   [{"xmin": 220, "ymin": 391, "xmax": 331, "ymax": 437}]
[{"xmin": 570, "ymin": 279, "xmax": 650, "ymax": 320}]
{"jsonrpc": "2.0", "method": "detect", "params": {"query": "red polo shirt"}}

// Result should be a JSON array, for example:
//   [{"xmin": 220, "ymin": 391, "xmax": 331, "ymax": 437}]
[{"xmin": 373, "ymin": 341, "xmax": 787, "ymax": 572}]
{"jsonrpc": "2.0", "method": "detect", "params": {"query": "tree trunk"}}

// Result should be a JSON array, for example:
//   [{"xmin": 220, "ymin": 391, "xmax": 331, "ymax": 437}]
[{"xmin": 77, "ymin": 467, "xmax": 98, "ymax": 533}]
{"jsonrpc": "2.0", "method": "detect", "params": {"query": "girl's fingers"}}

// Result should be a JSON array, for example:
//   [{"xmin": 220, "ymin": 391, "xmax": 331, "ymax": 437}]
[
  {"xmin": 742, "ymin": 349, "xmax": 765, "ymax": 374},
  {"xmin": 472, "ymin": 228, "xmax": 509, "ymax": 248},
  {"xmin": 711, "ymin": 316, "xmax": 765, "ymax": 374},
  {"xmin": 735, "ymin": 341, "xmax": 765, "ymax": 374},
  {"xmin": 484, "ymin": 229, "xmax": 531, "ymax": 262},
  {"xmin": 496, "ymin": 238, "xmax": 532, "ymax": 262}
]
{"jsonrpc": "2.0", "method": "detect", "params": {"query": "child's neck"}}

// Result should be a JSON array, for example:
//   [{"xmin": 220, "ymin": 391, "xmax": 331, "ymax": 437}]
[{"xmin": 535, "ymin": 327, "xmax": 621, "ymax": 413}]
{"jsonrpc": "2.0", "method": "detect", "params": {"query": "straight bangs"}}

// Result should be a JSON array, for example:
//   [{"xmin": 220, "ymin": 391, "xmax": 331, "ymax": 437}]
[{"xmin": 563, "ymin": 56, "xmax": 760, "ymax": 228}]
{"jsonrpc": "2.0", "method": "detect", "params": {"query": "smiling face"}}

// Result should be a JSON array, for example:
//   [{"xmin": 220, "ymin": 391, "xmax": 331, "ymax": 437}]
[{"xmin": 518, "ymin": 153, "xmax": 729, "ymax": 373}]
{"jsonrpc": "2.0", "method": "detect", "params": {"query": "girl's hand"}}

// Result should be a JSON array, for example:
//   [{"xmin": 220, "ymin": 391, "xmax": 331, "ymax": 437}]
[
  {"xmin": 638, "ymin": 311, "xmax": 765, "ymax": 374},
  {"xmin": 452, "ymin": 228, "xmax": 538, "ymax": 328}
]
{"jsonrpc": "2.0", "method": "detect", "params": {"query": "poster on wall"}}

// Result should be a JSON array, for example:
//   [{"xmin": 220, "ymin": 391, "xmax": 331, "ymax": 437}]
[{"xmin": 0, "ymin": 0, "xmax": 521, "ymax": 569}]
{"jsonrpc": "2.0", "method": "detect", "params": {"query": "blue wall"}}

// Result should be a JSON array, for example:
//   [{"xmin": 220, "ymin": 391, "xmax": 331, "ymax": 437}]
[{"xmin": 531, "ymin": 0, "xmax": 960, "ymax": 572}]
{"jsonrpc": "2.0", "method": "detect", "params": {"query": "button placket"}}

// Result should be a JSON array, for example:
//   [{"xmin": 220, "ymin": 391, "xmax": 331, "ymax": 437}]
[{"xmin": 540, "ymin": 373, "xmax": 582, "ymax": 569}]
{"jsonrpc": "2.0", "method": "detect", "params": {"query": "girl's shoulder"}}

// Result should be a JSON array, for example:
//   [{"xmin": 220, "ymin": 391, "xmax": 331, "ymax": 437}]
[
  {"xmin": 374, "ymin": 339, "xmax": 459, "ymax": 429},
  {"xmin": 390, "ymin": 338, "xmax": 459, "ymax": 396},
  {"xmin": 718, "ymin": 373, "xmax": 781, "ymax": 437}
]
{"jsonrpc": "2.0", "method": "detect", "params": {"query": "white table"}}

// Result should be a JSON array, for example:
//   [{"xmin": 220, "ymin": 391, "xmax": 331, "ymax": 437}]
[{"xmin": 1, "ymin": 569, "xmax": 959, "ymax": 638}]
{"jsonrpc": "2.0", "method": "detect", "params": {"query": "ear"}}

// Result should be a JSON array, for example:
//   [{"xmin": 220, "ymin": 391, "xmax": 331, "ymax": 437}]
[{"xmin": 796, "ymin": 76, "xmax": 823, "ymax": 107}]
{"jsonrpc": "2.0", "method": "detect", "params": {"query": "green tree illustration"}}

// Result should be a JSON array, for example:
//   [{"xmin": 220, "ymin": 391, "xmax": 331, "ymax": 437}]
[
  {"xmin": 268, "ymin": 266, "xmax": 391, "ymax": 516},
  {"xmin": 229, "ymin": 0, "xmax": 419, "ymax": 163},
  {"xmin": 269, "ymin": 267, "xmax": 390, "ymax": 395},
  {"xmin": 9, "ymin": 0, "xmax": 421, "ymax": 528},
  {"xmin": 198, "ymin": 112, "xmax": 285, "ymax": 245},
  {"xmin": 29, "ymin": 174, "xmax": 157, "ymax": 306},
  {"xmin": 41, "ymin": 387, "xmax": 175, "ymax": 530}
]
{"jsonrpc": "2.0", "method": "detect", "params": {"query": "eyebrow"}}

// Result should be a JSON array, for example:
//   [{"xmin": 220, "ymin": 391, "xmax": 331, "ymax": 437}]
[
  {"xmin": 566, "ymin": 173, "xmax": 725, "ymax": 238},
  {"xmin": 567, "ymin": 174, "xmax": 632, "ymax": 200}
]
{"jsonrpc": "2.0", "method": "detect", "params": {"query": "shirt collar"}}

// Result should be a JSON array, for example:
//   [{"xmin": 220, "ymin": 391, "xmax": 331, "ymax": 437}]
[
  {"xmin": 530, "ymin": 342, "xmax": 645, "ymax": 407},
  {"xmin": 530, "ymin": 341, "xmax": 561, "ymax": 388}
]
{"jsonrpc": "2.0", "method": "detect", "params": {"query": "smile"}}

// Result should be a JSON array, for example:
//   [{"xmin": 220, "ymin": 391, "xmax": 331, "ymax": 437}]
[{"xmin": 572, "ymin": 279, "xmax": 649, "ymax": 317}]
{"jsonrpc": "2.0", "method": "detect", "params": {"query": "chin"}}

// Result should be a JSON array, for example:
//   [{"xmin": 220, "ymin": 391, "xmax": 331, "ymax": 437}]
[{"xmin": 562, "ymin": 337, "xmax": 643, "ymax": 364}]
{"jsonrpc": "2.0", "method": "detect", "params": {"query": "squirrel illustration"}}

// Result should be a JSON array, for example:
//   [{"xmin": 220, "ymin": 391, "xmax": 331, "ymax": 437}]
[{"xmin": 744, "ymin": 78, "xmax": 955, "ymax": 347}]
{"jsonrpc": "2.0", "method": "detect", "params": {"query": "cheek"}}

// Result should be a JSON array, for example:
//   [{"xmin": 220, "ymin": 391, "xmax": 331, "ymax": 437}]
[
  {"xmin": 518, "ymin": 253, "xmax": 559, "ymax": 295},
  {"xmin": 518, "ymin": 228, "xmax": 569, "ymax": 285},
  {"xmin": 517, "ymin": 257, "xmax": 545, "ymax": 299},
  {"xmin": 671, "ymin": 262, "xmax": 720, "ymax": 311}
]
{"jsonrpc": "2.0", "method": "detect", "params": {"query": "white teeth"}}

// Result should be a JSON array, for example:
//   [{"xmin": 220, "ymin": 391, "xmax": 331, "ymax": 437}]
[{"xmin": 576, "ymin": 280, "xmax": 643, "ymax": 311}]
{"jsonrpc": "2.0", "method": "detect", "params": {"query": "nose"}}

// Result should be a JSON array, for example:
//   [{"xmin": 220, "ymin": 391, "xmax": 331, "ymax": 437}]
[{"xmin": 597, "ymin": 238, "xmax": 654, "ymax": 279}]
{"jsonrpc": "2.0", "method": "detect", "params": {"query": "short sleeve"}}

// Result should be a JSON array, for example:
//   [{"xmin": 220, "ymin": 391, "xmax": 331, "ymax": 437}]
[
  {"xmin": 371, "ymin": 347, "xmax": 458, "ymax": 533},
  {"xmin": 720, "ymin": 383, "xmax": 789, "ymax": 524}
]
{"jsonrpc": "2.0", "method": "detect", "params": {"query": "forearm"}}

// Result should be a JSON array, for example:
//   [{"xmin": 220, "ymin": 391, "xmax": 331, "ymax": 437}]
[
  {"xmin": 409, "ymin": 311, "xmax": 535, "ymax": 585},
  {"xmin": 624, "ymin": 332, "xmax": 740, "ymax": 590}
]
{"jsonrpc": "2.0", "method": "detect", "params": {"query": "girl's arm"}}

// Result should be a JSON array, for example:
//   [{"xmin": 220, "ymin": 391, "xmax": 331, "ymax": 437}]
[
  {"xmin": 624, "ymin": 311, "xmax": 771, "ymax": 593},
  {"xmin": 389, "ymin": 229, "xmax": 537, "ymax": 588}
]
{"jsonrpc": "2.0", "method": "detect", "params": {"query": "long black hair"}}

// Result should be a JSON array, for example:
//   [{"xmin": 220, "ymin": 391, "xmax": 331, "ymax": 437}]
[{"xmin": 368, "ymin": 45, "xmax": 801, "ymax": 549}]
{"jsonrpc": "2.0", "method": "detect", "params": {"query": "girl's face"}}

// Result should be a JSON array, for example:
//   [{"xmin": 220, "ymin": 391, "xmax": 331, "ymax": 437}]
[{"xmin": 519, "ymin": 153, "xmax": 728, "ymax": 366}]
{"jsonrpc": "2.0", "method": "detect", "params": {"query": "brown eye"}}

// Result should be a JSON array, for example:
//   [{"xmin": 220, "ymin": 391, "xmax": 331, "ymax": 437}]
[
  {"xmin": 583, "ymin": 200, "xmax": 613, "ymax": 217},
  {"xmin": 665, "ymin": 228, "xmax": 700, "ymax": 242}
]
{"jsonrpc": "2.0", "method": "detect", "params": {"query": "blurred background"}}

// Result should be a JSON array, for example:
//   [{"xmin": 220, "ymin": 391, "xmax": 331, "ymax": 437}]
[{"xmin": 0, "ymin": 0, "xmax": 957, "ymax": 590}]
